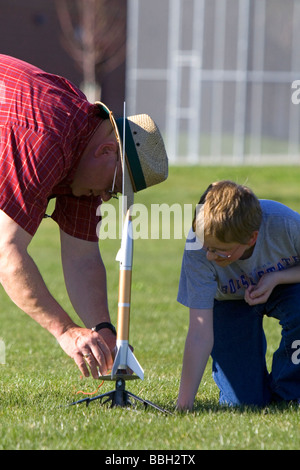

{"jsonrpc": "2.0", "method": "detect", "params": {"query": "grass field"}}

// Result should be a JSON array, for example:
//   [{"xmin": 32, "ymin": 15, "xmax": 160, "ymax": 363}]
[{"xmin": 1, "ymin": 166, "xmax": 300, "ymax": 450}]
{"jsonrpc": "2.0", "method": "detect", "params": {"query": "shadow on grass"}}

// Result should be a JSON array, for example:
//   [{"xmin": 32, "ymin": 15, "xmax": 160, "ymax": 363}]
[
  {"xmin": 127, "ymin": 394, "xmax": 300, "ymax": 417},
  {"xmin": 191, "ymin": 398, "xmax": 299, "ymax": 415}
]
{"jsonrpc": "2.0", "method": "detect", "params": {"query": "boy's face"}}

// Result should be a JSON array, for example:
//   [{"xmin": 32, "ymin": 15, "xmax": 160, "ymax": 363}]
[{"xmin": 203, "ymin": 231, "xmax": 258, "ymax": 267}]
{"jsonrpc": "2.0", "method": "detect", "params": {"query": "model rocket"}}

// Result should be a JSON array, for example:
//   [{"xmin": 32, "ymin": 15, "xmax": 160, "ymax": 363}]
[{"xmin": 111, "ymin": 207, "xmax": 144, "ymax": 380}]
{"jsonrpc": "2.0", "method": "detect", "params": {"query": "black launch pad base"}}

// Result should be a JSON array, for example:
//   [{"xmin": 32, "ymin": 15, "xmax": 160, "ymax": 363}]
[{"xmin": 68, "ymin": 374, "xmax": 172, "ymax": 414}]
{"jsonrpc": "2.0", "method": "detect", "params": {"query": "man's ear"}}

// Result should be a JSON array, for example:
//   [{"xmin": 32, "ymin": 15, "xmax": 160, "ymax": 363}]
[
  {"xmin": 248, "ymin": 231, "xmax": 259, "ymax": 246},
  {"xmin": 95, "ymin": 141, "xmax": 118, "ymax": 158}
]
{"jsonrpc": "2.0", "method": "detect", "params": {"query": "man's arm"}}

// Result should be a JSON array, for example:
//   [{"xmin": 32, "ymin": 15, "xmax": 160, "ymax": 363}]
[
  {"xmin": 59, "ymin": 229, "xmax": 116, "ymax": 352},
  {"xmin": 177, "ymin": 308, "xmax": 214, "ymax": 411},
  {"xmin": 0, "ymin": 210, "xmax": 113, "ymax": 378}
]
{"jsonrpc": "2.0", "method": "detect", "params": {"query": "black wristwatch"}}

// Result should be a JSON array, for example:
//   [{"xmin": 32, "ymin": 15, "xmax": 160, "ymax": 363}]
[{"xmin": 92, "ymin": 322, "xmax": 117, "ymax": 336}]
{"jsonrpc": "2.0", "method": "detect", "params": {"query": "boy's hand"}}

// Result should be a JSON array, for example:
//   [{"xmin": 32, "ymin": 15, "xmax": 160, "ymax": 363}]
[{"xmin": 244, "ymin": 273, "xmax": 277, "ymax": 305}]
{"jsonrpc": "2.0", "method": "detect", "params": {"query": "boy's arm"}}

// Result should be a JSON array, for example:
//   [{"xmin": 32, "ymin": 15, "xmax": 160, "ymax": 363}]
[
  {"xmin": 177, "ymin": 308, "xmax": 214, "ymax": 411},
  {"xmin": 245, "ymin": 264, "xmax": 300, "ymax": 306}
]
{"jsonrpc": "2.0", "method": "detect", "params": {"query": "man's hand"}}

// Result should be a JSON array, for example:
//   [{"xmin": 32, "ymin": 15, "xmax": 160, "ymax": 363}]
[{"xmin": 57, "ymin": 326, "xmax": 114, "ymax": 378}]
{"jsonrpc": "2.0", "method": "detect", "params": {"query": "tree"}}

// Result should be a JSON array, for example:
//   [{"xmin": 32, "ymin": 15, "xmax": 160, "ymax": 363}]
[{"xmin": 55, "ymin": 0, "xmax": 126, "ymax": 102}]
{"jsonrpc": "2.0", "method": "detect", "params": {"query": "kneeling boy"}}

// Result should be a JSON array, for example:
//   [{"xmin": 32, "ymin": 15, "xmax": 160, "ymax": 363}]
[{"xmin": 177, "ymin": 180, "xmax": 300, "ymax": 409}]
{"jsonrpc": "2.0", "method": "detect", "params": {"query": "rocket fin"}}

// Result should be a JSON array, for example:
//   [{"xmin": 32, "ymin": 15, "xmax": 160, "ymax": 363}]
[
  {"xmin": 127, "ymin": 347, "xmax": 144, "ymax": 380},
  {"xmin": 111, "ymin": 345, "xmax": 144, "ymax": 380}
]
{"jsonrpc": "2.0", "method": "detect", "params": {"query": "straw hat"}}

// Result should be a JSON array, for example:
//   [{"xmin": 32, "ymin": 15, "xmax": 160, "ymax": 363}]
[{"xmin": 95, "ymin": 102, "xmax": 168, "ymax": 212}]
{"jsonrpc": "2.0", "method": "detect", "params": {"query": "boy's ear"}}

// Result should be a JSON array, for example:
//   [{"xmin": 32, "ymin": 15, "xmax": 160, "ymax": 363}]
[
  {"xmin": 248, "ymin": 231, "xmax": 259, "ymax": 246},
  {"xmin": 95, "ymin": 141, "xmax": 118, "ymax": 158}
]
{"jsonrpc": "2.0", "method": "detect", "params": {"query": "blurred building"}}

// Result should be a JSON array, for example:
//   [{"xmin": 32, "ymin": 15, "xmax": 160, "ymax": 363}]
[{"xmin": 127, "ymin": 0, "xmax": 300, "ymax": 164}]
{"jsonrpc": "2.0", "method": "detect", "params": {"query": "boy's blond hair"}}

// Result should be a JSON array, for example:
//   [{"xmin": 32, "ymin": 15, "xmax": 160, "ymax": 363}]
[{"xmin": 193, "ymin": 180, "xmax": 262, "ymax": 244}]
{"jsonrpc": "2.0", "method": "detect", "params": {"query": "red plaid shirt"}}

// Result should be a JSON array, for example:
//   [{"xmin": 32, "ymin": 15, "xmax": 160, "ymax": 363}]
[{"xmin": 0, "ymin": 55, "xmax": 103, "ymax": 242}]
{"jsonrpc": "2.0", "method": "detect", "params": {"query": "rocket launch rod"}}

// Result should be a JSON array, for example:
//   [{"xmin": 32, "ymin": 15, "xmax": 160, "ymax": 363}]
[{"xmin": 110, "ymin": 101, "xmax": 144, "ymax": 379}]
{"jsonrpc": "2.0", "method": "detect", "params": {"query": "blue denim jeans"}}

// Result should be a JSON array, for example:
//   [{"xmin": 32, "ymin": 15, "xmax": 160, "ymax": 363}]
[{"xmin": 211, "ymin": 283, "xmax": 300, "ymax": 406}]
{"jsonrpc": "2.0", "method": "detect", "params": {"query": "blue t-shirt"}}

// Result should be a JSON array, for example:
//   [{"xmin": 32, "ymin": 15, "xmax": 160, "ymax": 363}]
[{"xmin": 177, "ymin": 200, "xmax": 300, "ymax": 309}]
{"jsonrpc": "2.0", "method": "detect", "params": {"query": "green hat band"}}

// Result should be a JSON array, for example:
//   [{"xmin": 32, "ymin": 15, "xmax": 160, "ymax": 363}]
[{"xmin": 116, "ymin": 118, "xmax": 147, "ymax": 192}]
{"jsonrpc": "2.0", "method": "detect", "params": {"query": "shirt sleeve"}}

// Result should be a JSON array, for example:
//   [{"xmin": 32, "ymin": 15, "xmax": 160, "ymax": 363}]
[
  {"xmin": 51, "ymin": 194, "xmax": 101, "ymax": 242},
  {"xmin": 177, "ymin": 230, "xmax": 218, "ymax": 309}
]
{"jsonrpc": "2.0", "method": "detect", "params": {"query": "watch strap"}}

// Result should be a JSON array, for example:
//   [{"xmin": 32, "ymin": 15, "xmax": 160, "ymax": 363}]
[{"xmin": 92, "ymin": 322, "xmax": 117, "ymax": 336}]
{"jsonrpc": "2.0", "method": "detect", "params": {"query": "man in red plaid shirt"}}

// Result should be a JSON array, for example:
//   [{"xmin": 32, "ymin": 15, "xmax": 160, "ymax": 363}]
[{"xmin": 0, "ymin": 55, "xmax": 168, "ymax": 378}]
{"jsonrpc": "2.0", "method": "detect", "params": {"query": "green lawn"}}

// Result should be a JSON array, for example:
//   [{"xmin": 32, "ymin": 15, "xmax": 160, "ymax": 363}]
[{"xmin": 0, "ymin": 166, "xmax": 300, "ymax": 450}]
